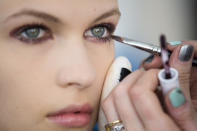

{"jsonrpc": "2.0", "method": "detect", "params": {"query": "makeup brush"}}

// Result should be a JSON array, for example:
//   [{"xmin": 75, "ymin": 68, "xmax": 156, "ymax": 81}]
[
  {"xmin": 112, "ymin": 35, "xmax": 197, "ymax": 66},
  {"xmin": 160, "ymin": 35, "xmax": 171, "ymax": 79},
  {"xmin": 158, "ymin": 35, "xmax": 180, "ymax": 95}
]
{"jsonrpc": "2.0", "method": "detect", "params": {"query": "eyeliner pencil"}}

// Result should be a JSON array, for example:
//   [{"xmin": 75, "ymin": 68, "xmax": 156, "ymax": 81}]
[{"xmin": 112, "ymin": 35, "xmax": 197, "ymax": 66}]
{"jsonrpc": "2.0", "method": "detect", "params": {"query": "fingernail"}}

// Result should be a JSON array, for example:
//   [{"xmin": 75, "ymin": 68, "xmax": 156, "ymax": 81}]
[
  {"xmin": 178, "ymin": 45, "xmax": 194, "ymax": 61},
  {"xmin": 144, "ymin": 55, "xmax": 154, "ymax": 63},
  {"xmin": 140, "ymin": 67, "xmax": 145, "ymax": 71},
  {"xmin": 169, "ymin": 88, "xmax": 186, "ymax": 107},
  {"xmin": 119, "ymin": 68, "xmax": 131, "ymax": 82},
  {"xmin": 169, "ymin": 41, "xmax": 182, "ymax": 45}
]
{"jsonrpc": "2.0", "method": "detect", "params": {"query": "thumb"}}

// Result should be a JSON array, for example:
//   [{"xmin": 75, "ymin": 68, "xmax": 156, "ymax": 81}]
[
  {"xmin": 169, "ymin": 44, "xmax": 194, "ymax": 100},
  {"xmin": 165, "ymin": 88, "xmax": 197, "ymax": 131},
  {"xmin": 165, "ymin": 44, "xmax": 197, "ymax": 131}
]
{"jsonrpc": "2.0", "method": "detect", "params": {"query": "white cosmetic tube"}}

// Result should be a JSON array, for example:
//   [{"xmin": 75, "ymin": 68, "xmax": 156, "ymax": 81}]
[{"xmin": 158, "ymin": 68, "xmax": 180, "ymax": 95}]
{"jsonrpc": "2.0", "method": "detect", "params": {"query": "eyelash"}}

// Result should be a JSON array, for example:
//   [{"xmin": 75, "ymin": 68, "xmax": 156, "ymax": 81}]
[
  {"xmin": 10, "ymin": 23, "xmax": 115, "ymax": 44},
  {"xmin": 10, "ymin": 23, "xmax": 53, "ymax": 44},
  {"xmin": 84, "ymin": 23, "xmax": 115, "ymax": 43}
]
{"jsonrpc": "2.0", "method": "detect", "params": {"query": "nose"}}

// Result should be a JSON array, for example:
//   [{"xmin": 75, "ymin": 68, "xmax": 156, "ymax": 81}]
[{"xmin": 56, "ymin": 39, "xmax": 96, "ymax": 89}]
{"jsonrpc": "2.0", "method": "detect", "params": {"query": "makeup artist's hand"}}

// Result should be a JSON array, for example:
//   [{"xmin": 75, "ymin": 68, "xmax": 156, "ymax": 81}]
[
  {"xmin": 102, "ymin": 68, "xmax": 184, "ymax": 131},
  {"xmin": 140, "ymin": 41, "xmax": 197, "ymax": 131}
]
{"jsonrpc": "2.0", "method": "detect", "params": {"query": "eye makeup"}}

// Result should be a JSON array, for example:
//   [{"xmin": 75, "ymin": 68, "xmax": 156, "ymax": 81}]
[
  {"xmin": 84, "ymin": 22, "xmax": 116, "ymax": 43},
  {"xmin": 9, "ymin": 22, "xmax": 116, "ymax": 44},
  {"xmin": 10, "ymin": 23, "xmax": 53, "ymax": 44}
]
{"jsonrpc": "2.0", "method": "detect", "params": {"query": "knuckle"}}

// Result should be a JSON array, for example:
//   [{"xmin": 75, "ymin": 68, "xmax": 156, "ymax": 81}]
[
  {"xmin": 178, "ymin": 70, "xmax": 191, "ymax": 88},
  {"xmin": 173, "ymin": 105, "xmax": 194, "ymax": 123},
  {"xmin": 101, "ymin": 97, "xmax": 112, "ymax": 110},
  {"xmin": 145, "ymin": 69, "xmax": 159, "ymax": 84},
  {"xmin": 179, "ymin": 71, "xmax": 190, "ymax": 82},
  {"xmin": 142, "ymin": 108, "xmax": 156, "ymax": 120},
  {"xmin": 147, "ymin": 69, "xmax": 159, "ymax": 74},
  {"xmin": 135, "ymin": 69, "xmax": 145, "ymax": 74},
  {"xmin": 112, "ymin": 85, "xmax": 126, "ymax": 99},
  {"xmin": 129, "ymin": 85, "xmax": 143, "ymax": 99}
]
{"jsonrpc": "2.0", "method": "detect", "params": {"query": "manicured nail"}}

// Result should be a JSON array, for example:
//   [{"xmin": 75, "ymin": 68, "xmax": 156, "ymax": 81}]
[
  {"xmin": 119, "ymin": 68, "xmax": 131, "ymax": 82},
  {"xmin": 169, "ymin": 41, "xmax": 182, "ymax": 45},
  {"xmin": 178, "ymin": 45, "xmax": 194, "ymax": 61},
  {"xmin": 144, "ymin": 55, "xmax": 154, "ymax": 63},
  {"xmin": 140, "ymin": 67, "xmax": 145, "ymax": 71},
  {"xmin": 169, "ymin": 88, "xmax": 186, "ymax": 107}
]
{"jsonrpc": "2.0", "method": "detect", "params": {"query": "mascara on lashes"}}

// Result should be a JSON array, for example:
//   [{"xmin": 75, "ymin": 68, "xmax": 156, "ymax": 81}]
[
  {"xmin": 10, "ymin": 23, "xmax": 53, "ymax": 43},
  {"xmin": 10, "ymin": 22, "xmax": 115, "ymax": 43},
  {"xmin": 84, "ymin": 23, "xmax": 116, "ymax": 42}
]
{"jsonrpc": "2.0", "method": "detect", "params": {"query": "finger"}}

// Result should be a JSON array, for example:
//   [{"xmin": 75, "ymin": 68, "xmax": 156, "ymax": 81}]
[
  {"xmin": 169, "ymin": 44, "xmax": 194, "ymax": 99},
  {"xmin": 112, "ymin": 70, "xmax": 145, "ymax": 131},
  {"xmin": 168, "ymin": 40, "xmax": 197, "ymax": 57},
  {"xmin": 165, "ymin": 88, "xmax": 197, "ymax": 131},
  {"xmin": 140, "ymin": 54, "xmax": 162, "ymax": 70},
  {"xmin": 129, "ymin": 69, "xmax": 180, "ymax": 131},
  {"xmin": 164, "ymin": 42, "xmax": 197, "ymax": 131},
  {"xmin": 139, "ymin": 40, "xmax": 197, "ymax": 70},
  {"xmin": 190, "ymin": 66, "xmax": 197, "ymax": 106},
  {"xmin": 102, "ymin": 95, "xmax": 120, "ymax": 122},
  {"xmin": 168, "ymin": 41, "xmax": 182, "ymax": 46},
  {"xmin": 178, "ymin": 41, "xmax": 197, "ymax": 105},
  {"xmin": 181, "ymin": 40, "xmax": 197, "ymax": 48},
  {"xmin": 181, "ymin": 40, "xmax": 197, "ymax": 57},
  {"xmin": 167, "ymin": 41, "xmax": 183, "ymax": 51},
  {"xmin": 98, "ymin": 56, "xmax": 132, "ymax": 131}
]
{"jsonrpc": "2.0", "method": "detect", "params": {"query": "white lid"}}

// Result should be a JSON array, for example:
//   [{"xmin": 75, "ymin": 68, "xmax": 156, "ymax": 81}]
[{"xmin": 158, "ymin": 68, "xmax": 180, "ymax": 95}]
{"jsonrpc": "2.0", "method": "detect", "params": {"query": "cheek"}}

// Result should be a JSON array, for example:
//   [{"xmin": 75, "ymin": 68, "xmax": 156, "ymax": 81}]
[
  {"xmin": 0, "ymin": 45, "xmax": 52, "ymax": 129},
  {"xmin": 85, "ymin": 42, "xmax": 114, "ymax": 123},
  {"xmin": 88, "ymin": 42, "xmax": 115, "ymax": 100},
  {"xmin": 0, "ymin": 58, "xmax": 41, "ymax": 130}
]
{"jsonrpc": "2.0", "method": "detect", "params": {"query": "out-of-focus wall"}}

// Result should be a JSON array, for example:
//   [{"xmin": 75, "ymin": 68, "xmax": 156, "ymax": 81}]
[{"xmin": 115, "ymin": 0, "xmax": 196, "ymax": 70}]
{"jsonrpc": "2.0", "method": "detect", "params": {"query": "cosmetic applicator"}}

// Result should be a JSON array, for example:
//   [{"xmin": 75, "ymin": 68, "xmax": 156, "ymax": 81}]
[
  {"xmin": 157, "ymin": 35, "xmax": 180, "ymax": 95},
  {"xmin": 160, "ymin": 35, "xmax": 171, "ymax": 79},
  {"xmin": 112, "ymin": 35, "xmax": 197, "ymax": 66}
]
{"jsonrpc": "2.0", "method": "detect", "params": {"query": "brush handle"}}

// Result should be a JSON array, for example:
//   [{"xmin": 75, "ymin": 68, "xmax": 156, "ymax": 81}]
[{"xmin": 112, "ymin": 35, "xmax": 197, "ymax": 67}]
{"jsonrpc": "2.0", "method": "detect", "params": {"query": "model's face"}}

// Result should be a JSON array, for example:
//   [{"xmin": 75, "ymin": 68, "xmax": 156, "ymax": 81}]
[{"xmin": 0, "ymin": 0, "xmax": 119, "ymax": 130}]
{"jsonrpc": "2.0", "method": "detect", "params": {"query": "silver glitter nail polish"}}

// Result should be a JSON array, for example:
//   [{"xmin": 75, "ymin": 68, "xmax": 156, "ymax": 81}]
[{"xmin": 179, "ymin": 45, "xmax": 194, "ymax": 61}]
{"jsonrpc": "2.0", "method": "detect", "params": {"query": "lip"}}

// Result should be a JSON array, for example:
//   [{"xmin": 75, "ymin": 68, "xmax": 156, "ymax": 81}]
[{"xmin": 47, "ymin": 104, "xmax": 93, "ymax": 127}]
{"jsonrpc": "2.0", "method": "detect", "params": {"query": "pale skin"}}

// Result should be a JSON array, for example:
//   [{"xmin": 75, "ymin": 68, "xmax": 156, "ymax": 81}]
[
  {"xmin": 0, "ymin": 0, "xmax": 119, "ymax": 131},
  {"xmin": 1, "ymin": 0, "xmax": 197, "ymax": 131}
]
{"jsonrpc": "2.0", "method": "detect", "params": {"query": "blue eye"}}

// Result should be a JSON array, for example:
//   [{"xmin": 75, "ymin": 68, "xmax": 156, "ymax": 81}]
[
  {"xmin": 21, "ymin": 27, "xmax": 43, "ymax": 39},
  {"xmin": 85, "ymin": 26, "xmax": 109, "ymax": 39},
  {"xmin": 84, "ymin": 23, "xmax": 115, "ymax": 42},
  {"xmin": 89, "ymin": 26, "xmax": 108, "ymax": 38},
  {"xmin": 11, "ymin": 24, "xmax": 53, "ymax": 44}
]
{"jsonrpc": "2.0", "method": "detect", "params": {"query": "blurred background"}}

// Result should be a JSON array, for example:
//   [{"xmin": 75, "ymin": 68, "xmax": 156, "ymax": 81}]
[{"xmin": 115, "ymin": 0, "xmax": 197, "ymax": 70}]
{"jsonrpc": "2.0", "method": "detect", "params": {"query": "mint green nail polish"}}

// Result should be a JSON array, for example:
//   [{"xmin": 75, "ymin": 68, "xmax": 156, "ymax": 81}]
[
  {"xmin": 169, "ymin": 88, "xmax": 185, "ymax": 107},
  {"xmin": 140, "ymin": 67, "xmax": 145, "ymax": 71},
  {"xmin": 169, "ymin": 41, "xmax": 182, "ymax": 45}
]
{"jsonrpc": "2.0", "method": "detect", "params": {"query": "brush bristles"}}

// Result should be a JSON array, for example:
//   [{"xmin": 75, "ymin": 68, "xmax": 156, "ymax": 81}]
[
  {"xmin": 160, "ymin": 34, "xmax": 166, "ymax": 49},
  {"xmin": 111, "ymin": 35, "xmax": 123, "ymax": 42}
]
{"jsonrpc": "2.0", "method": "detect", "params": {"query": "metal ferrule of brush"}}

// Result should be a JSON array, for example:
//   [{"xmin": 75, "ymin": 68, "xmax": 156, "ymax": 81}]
[{"xmin": 122, "ymin": 37, "xmax": 161, "ymax": 54}]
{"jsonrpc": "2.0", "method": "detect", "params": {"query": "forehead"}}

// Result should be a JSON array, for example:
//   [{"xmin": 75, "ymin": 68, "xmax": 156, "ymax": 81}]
[
  {"xmin": 0, "ymin": 0, "xmax": 118, "ymax": 24},
  {"xmin": 0, "ymin": 0, "xmax": 118, "ymax": 8}
]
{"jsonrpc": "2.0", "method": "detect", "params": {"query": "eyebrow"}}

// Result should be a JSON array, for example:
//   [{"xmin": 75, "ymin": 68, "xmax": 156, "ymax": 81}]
[
  {"xmin": 6, "ymin": 9, "xmax": 62, "ymax": 23},
  {"xmin": 93, "ymin": 8, "xmax": 121, "ymax": 23},
  {"xmin": 5, "ymin": 8, "xmax": 121, "ymax": 24}
]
